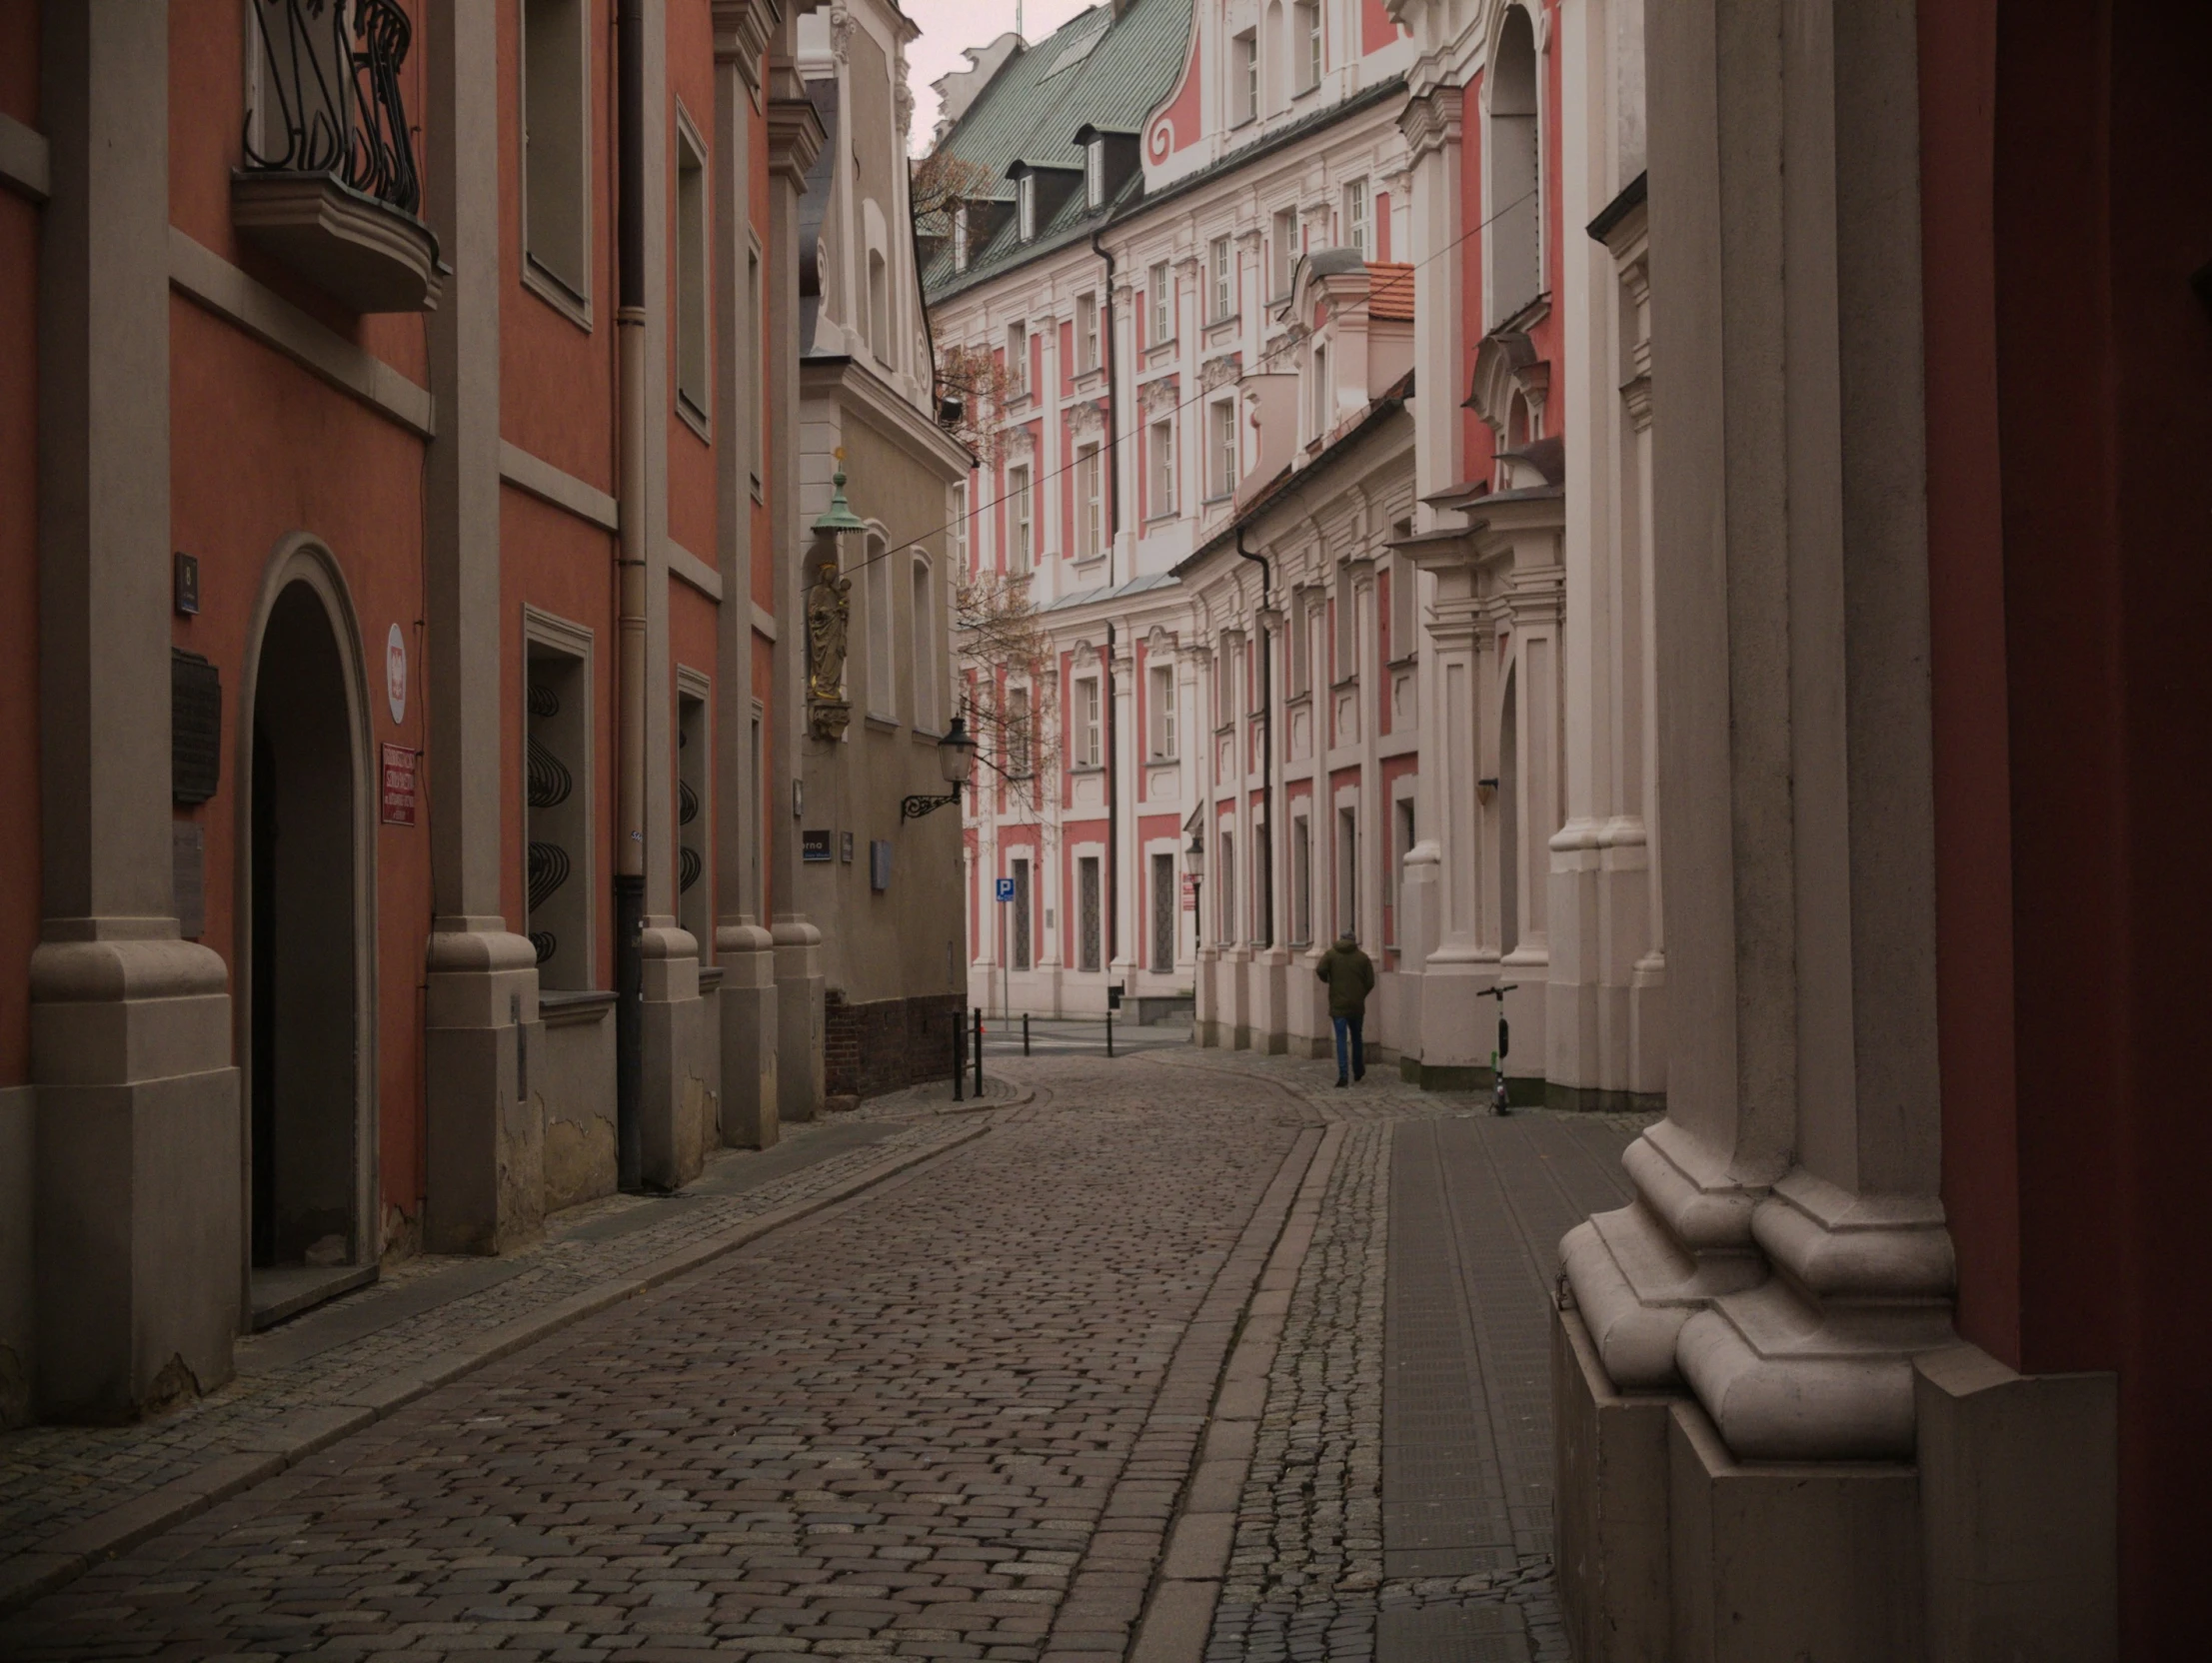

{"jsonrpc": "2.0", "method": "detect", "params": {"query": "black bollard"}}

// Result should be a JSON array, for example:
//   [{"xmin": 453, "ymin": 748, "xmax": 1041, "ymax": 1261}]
[
  {"xmin": 1023, "ymin": 1011, "xmax": 1032, "ymax": 1056},
  {"xmin": 972, "ymin": 1006, "xmax": 985, "ymax": 1097},
  {"xmin": 1106, "ymin": 1009, "xmax": 1114, "ymax": 1058},
  {"xmin": 952, "ymin": 1010, "xmax": 964, "ymax": 1102}
]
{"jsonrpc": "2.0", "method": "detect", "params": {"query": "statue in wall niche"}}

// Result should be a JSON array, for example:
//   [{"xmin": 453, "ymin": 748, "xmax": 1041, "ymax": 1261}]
[{"xmin": 807, "ymin": 553, "xmax": 854, "ymax": 740}]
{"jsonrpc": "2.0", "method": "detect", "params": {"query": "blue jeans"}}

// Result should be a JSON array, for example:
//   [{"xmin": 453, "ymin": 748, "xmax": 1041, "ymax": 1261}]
[{"xmin": 1332, "ymin": 1015, "xmax": 1365, "ymax": 1080}]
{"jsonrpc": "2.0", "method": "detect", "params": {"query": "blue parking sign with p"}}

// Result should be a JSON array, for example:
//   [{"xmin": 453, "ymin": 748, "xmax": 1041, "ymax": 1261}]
[{"xmin": 995, "ymin": 877, "xmax": 1016, "ymax": 902}]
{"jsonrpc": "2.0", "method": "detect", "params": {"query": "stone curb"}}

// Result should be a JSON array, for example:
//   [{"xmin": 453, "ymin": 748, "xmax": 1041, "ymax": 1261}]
[
  {"xmin": 1128, "ymin": 1113, "xmax": 1351, "ymax": 1663},
  {"xmin": 0, "ymin": 1107, "xmax": 1010, "ymax": 1620}
]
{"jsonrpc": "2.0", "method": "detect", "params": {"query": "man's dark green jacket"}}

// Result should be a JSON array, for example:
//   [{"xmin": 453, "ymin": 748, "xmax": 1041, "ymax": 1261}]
[{"xmin": 1314, "ymin": 939, "xmax": 1375, "ymax": 1018}]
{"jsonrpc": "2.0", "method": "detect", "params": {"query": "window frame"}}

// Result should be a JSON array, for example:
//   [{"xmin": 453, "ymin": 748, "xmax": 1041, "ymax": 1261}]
[
  {"xmin": 1270, "ymin": 207, "xmax": 1298, "ymax": 298},
  {"xmin": 1076, "ymin": 442, "xmax": 1105, "ymax": 561},
  {"xmin": 1344, "ymin": 177, "xmax": 1369, "ymax": 261},
  {"xmin": 1148, "ymin": 261, "xmax": 1173, "ymax": 345},
  {"xmin": 1209, "ymin": 234, "xmax": 1234, "ymax": 323},
  {"xmin": 1076, "ymin": 291, "xmax": 1101, "ymax": 374},
  {"xmin": 1008, "ymin": 463, "xmax": 1034, "ymax": 573},
  {"xmin": 520, "ymin": 0, "xmax": 593, "ymax": 327},
  {"xmin": 1208, "ymin": 398, "xmax": 1238, "ymax": 500},
  {"xmin": 1147, "ymin": 418, "xmax": 1176, "ymax": 519},
  {"xmin": 673, "ymin": 106, "xmax": 712, "ymax": 436}
]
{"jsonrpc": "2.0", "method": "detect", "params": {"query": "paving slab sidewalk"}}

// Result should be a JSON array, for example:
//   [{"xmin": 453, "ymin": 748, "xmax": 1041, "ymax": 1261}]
[{"xmin": 0, "ymin": 1079, "xmax": 1024, "ymax": 1616}]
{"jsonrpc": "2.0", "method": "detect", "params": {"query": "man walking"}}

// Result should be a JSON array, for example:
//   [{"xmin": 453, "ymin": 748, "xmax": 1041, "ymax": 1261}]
[{"xmin": 1315, "ymin": 930, "xmax": 1375, "ymax": 1087}]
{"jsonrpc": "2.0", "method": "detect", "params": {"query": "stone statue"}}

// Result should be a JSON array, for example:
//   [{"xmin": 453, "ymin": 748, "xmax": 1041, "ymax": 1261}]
[{"xmin": 806, "ymin": 554, "xmax": 852, "ymax": 703}]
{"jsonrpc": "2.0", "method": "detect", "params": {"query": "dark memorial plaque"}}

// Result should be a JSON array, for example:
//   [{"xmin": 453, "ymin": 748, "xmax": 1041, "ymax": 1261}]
[{"xmin": 171, "ymin": 650, "xmax": 221, "ymax": 805}]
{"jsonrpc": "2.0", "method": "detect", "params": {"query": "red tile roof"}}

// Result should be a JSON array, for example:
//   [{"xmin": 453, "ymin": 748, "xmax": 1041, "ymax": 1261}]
[{"xmin": 1366, "ymin": 262, "xmax": 1415, "ymax": 322}]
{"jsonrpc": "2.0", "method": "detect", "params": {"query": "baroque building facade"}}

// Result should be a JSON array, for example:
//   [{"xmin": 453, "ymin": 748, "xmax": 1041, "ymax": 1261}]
[
  {"xmin": 0, "ymin": 0, "xmax": 959, "ymax": 1429},
  {"xmin": 932, "ymin": 0, "xmax": 2209, "ymax": 1652}
]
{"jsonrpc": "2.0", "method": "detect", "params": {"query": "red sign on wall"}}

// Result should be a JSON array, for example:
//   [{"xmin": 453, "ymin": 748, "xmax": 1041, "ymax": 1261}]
[{"xmin": 380, "ymin": 744, "xmax": 419, "ymax": 826}]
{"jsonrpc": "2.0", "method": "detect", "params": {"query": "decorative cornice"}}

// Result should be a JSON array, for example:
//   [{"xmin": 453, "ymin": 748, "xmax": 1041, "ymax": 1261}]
[
  {"xmin": 766, "ymin": 94, "xmax": 827, "ymax": 188},
  {"xmin": 712, "ymin": 0, "xmax": 780, "ymax": 81},
  {"xmin": 1199, "ymin": 353, "xmax": 1240, "ymax": 392}
]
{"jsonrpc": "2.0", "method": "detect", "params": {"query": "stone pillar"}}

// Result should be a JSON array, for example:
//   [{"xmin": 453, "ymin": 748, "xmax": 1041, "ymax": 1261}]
[
  {"xmin": 31, "ymin": 2, "xmax": 241, "ymax": 1419},
  {"xmin": 765, "ymin": 45, "xmax": 826, "ymax": 1123},
  {"xmin": 631, "ymin": 0, "xmax": 705, "ymax": 1171},
  {"xmin": 710, "ymin": 2, "xmax": 779, "ymax": 1150},
  {"xmin": 1401, "ymin": 536, "xmax": 1493, "ymax": 1086},
  {"xmin": 1556, "ymin": 0, "xmax": 1961, "ymax": 1650},
  {"xmin": 421, "ymin": 0, "xmax": 540, "ymax": 1252}
]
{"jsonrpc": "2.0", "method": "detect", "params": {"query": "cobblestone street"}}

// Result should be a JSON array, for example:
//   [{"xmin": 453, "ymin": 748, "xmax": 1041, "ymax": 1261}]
[{"xmin": 0, "ymin": 1053, "xmax": 1642, "ymax": 1663}]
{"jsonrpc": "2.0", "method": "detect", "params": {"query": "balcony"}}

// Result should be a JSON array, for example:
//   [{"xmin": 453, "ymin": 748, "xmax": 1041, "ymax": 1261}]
[{"xmin": 231, "ymin": 0, "xmax": 442, "ymax": 314}]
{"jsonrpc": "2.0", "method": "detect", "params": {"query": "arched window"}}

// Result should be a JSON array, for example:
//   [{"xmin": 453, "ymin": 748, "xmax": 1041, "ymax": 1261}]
[
  {"xmin": 868, "ymin": 249, "xmax": 891, "ymax": 366},
  {"xmin": 1487, "ymin": 6, "xmax": 1541, "ymax": 324}
]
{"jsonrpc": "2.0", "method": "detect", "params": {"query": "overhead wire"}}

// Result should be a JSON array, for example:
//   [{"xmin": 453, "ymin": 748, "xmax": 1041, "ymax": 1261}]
[{"xmin": 835, "ymin": 180, "xmax": 1540, "ymax": 581}]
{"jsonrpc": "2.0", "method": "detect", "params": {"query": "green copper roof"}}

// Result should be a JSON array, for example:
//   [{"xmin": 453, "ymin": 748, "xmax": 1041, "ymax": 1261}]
[{"xmin": 922, "ymin": 0, "xmax": 1193, "ymax": 299}]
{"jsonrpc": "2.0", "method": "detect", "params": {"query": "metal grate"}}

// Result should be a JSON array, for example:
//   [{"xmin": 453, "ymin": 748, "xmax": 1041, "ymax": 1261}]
[{"xmin": 1079, "ymin": 856, "xmax": 1102, "ymax": 972}]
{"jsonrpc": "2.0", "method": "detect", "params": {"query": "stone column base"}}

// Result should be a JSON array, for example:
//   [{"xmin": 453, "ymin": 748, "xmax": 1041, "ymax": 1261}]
[
  {"xmin": 424, "ymin": 924, "xmax": 542, "ymax": 1254},
  {"xmin": 30, "ymin": 937, "xmax": 240, "ymax": 1422},
  {"xmin": 716, "ymin": 923, "xmax": 779, "ymax": 1149},
  {"xmin": 639, "ymin": 925, "xmax": 709, "ymax": 1192},
  {"xmin": 772, "ymin": 915, "xmax": 824, "ymax": 1124},
  {"xmin": 1554, "ymin": 1300, "xmax": 2118, "ymax": 1662}
]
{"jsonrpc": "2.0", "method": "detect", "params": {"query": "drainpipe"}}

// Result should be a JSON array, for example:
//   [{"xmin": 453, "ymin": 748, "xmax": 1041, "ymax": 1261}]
[
  {"xmin": 1237, "ymin": 529, "xmax": 1272, "ymax": 948},
  {"xmin": 1092, "ymin": 229, "xmax": 1120, "ymax": 982},
  {"xmin": 614, "ymin": 0, "xmax": 647, "ymax": 1189}
]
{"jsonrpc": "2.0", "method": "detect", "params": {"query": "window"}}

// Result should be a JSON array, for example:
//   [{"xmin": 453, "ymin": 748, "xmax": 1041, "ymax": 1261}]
[
  {"xmin": 868, "ymin": 249, "xmax": 891, "ymax": 366},
  {"xmin": 1307, "ymin": 596, "xmax": 1326, "ymax": 694},
  {"xmin": 1008, "ymin": 685, "xmax": 1032, "ymax": 777},
  {"xmin": 1008, "ymin": 464, "xmax": 1033, "ymax": 572},
  {"xmin": 1291, "ymin": 815, "xmax": 1312, "ymax": 944},
  {"xmin": 1147, "ymin": 420, "xmax": 1175, "ymax": 517},
  {"xmin": 1209, "ymin": 235, "xmax": 1233, "ymax": 322},
  {"xmin": 1012, "ymin": 859, "xmax": 1033, "ymax": 968},
  {"xmin": 952, "ymin": 203, "xmax": 969, "ymax": 273},
  {"xmin": 1344, "ymin": 178, "xmax": 1369, "ymax": 260},
  {"xmin": 1337, "ymin": 806, "xmax": 1358, "ymax": 935},
  {"xmin": 1311, "ymin": 343, "xmax": 1330, "ymax": 435},
  {"xmin": 522, "ymin": 0, "xmax": 590, "ymax": 310},
  {"xmin": 866, "ymin": 538, "xmax": 895, "ymax": 719},
  {"xmin": 911, "ymin": 559, "xmax": 937, "ymax": 732},
  {"xmin": 1219, "ymin": 833, "xmax": 1237, "ymax": 942},
  {"xmin": 1077, "ymin": 291, "xmax": 1100, "ymax": 373},
  {"xmin": 1085, "ymin": 139, "xmax": 1105, "ymax": 209},
  {"xmin": 1148, "ymin": 664, "xmax": 1177, "ymax": 759},
  {"xmin": 950, "ymin": 482, "xmax": 969, "ymax": 572},
  {"xmin": 1232, "ymin": 31, "xmax": 1258, "ymax": 124},
  {"xmin": 1389, "ymin": 555, "xmax": 1417, "ymax": 661},
  {"xmin": 747, "ymin": 245, "xmax": 763, "ymax": 489},
  {"xmin": 1079, "ymin": 857, "xmax": 1104, "ymax": 971},
  {"xmin": 1018, "ymin": 173, "xmax": 1038, "ymax": 240},
  {"xmin": 1076, "ymin": 443, "xmax": 1104, "ymax": 560},
  {"xmin": 749, "ymin": 708, "xmax": 764, "ymax": 917},
  {"xmin": 1152, "ymin": 851, "xmax": 1176, "ymax": 971},
  {"xmin": 1271, "ymin": 207, "xmax": 1298, "ymax": 297},
  {"xmin": 1076, "ymin": 675, "xmax": 1103, "ymax": 767},
  {"xmin": 1149, "ymin": 261, "xmax": 1172, "ymax": 344},
  {"xmin": 677, "ymin": 682, "xmax": 710, "ymax": 953},
  {"xmin": 1006, "ymin": 320, "xmax": 1029, "ymax": 395},
  {"xmin": 1297, "ymin": 0, "xmax": 1322, "ymax": 91},
  {"xmin": 675, "ymin": 118, "xmax": 709, "ymax": 425},
  {"xmin": 1209, "ymin": 399, "xmax": 1237, "ymax": 499},
  {"xmin": 1333, "ymin": 565, "xmax": 1354, "ymax": 678},
  {"xmin": 1391, "ymin": 799, "xmax": 1416, "ymax": 947},
  {"xmin": 1489, "ymin": 5, "xmax": 1542, "ymax": 323},
  {"xmin": 525, "ymin": 623, "xmax": 592, "ymax": 991},
  {"xmin": 1289, "ymin": 591, "xmax": 1311, "ymax": 695}
]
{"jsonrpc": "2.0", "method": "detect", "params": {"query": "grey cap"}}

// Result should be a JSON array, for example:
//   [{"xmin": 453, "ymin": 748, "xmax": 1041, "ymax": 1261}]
[{"xmin": 1337, "ymin": 930, "xmax": 1357, "ymax": 946}]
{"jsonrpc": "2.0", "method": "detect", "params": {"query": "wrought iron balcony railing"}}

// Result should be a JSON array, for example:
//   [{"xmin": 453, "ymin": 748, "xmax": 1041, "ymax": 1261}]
[
  {"xmin": 244, "ymin": 0, "xmax": 420, "ymax": 214},
  {"xmin": 234, "ymin": 0, "xmax": 442, "ymax": 313}
]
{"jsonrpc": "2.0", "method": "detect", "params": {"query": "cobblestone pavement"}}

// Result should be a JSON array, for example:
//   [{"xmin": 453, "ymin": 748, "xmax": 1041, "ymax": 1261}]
[
  {"xmin": 1152, "ymin": 1049, "xmax": 1647, "ymax": 1663},
  {"xmin": 0, "ymin": 1046, "xmax": 1646, "ymax": 1663},
  {"xmin": 0, "ymin": 1061, "xmax": 1309, "ymax": 1660},
  {"xmin": 0, "ymin": 1092, "xmax": 995, "ymax": 1570}
]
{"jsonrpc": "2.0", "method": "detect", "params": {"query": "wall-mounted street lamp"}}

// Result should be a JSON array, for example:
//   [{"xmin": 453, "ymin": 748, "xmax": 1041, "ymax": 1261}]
[
  {"xmin": 1185, "ymin": 826, "xmax": 1206, "ymax": 954},
  {"xmin": 902, "ymin": 715, "xmax": 978, "ymax": 822}
]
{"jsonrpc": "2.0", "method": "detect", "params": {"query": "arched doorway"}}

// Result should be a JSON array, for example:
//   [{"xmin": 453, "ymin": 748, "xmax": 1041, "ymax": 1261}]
[{"xmin": 243, "ymin": 570, "xmax": 371, "ymax": 1323}]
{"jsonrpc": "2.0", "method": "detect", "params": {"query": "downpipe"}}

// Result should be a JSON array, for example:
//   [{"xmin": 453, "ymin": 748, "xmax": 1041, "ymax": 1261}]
[{"xmin": 614, "ymin": 0, "xmax": 647, "ymax": 1190}]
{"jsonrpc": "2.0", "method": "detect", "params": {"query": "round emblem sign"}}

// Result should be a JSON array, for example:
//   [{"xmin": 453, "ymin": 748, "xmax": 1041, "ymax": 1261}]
[{"xmin": 386, "ymin": 623, "xmax": 408, "ymax": 726}]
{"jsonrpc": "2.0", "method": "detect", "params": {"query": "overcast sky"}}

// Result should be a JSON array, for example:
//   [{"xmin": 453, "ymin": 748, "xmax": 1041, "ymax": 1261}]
[{"xmin": 903, "ymin": 0, "xmax": 1103, "ymax": 154}]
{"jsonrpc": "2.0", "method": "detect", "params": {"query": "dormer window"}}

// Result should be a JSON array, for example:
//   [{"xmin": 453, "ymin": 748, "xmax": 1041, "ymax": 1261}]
[
  {"xmin": 1018, "ymin": 174, "xmax": 1037, "ymax": 241},
  {"xmin": 1296, "ymin": 1, "xmax": 1322, "ymax": 93},
  {"xmin": 1311, "ymin": 342, "xmax": 1330, "ymax": 436},
  {"xmin": 1085, "ymin": 139, "xmax": 1105, "ymax": 210},
  {"xmin": 1232, "ymin": 31, "xmax": 1258, "ymax": 125},
  {"xmin": 953, "ymin": 204, "xmax": 969, "ymax": 273}
]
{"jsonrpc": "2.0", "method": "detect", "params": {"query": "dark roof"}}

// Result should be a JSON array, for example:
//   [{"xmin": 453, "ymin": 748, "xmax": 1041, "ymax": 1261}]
[{"xmin": 922, "ymin": 0, "xmax": 1192, "ymax": 299}]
